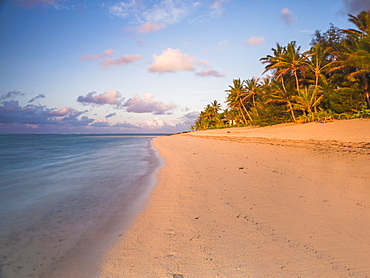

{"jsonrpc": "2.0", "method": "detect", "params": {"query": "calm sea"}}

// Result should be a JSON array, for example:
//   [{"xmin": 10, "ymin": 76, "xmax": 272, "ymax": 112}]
[{"xmin": 0, "ymin": 134, "xmax": 164, "ymax": 278}]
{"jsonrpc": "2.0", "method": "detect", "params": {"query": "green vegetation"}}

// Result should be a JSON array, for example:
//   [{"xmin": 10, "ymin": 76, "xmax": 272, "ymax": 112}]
[{"xmin": 192, "ymin": 10, "xmax": 370, "ymax": 131}]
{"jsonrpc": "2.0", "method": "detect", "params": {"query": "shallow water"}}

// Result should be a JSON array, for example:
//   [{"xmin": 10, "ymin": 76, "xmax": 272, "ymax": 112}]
[{"xmin": 0, "ymin": 134, "xmax": 163, "ymax": 278}]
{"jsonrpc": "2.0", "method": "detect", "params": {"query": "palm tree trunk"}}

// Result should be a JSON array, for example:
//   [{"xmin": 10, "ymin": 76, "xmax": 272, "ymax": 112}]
[
  {"xmin": 238, "ymin": 105, "xmax": 248, "ymax": 124},
  {"xmin": 287, "ymin": 100, "xmax": 296, "ymax": 122},
  {"xmin": 294, "ymin": 71, "xmax": 300, "ymax": 92},
  {"xmin": 240, "ymin": 100, "xmax": 253, "ymax": 122}
]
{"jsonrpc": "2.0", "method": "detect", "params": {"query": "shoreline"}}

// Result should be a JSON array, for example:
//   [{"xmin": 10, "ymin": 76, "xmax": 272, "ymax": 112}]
[{"xmin": 100, "ymin": 119, "xmax": 370, "ymax": 277}]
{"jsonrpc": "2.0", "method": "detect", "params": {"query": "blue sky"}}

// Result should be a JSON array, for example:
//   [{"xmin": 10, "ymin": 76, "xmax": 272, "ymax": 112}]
[{"xmin": 0, "ymin": 0, "xmax": 369, "ymax": 133}]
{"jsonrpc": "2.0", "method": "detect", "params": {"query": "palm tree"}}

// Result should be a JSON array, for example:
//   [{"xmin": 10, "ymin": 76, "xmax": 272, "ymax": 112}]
[
  {"xmin": 304, "ymin": 44, "xmax": 335, "ymax": 91},
  {"xmin": 210, "ymin": 100, "xmax": 221, "ymax": 115},
  {"xmin": 293, "ymin": 85, "xmax": 324, "ymax": 115},
  {"xmin": 342, "ymin": 10, "xmax": 370, "ymax": 39},
  {"xmin": 225, "ymin": 79, "xmax": 252, "ymax": 123},
  {"xmin": 264, "ymin": 79, "xmax": 297, "ymax": 122},
  {"xmin": 261, "ymin": 41, "xmax": 308, "ymax": 92},
  {"xmin": 243, "ymin": 77, "xmax": 262, "ymax": 108}
]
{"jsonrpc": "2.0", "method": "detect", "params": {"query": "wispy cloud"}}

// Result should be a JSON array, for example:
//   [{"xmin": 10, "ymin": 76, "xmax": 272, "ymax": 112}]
[
  {"xmin": 80, "ymin": 49, "xmax": 142, "ymax": 69},
  {"xmin": 101, "ymin": 55, "xmax": 143, "ymax": 68},
  {"xmin": 196, "ymin": 69, "xmax": 225, "ymax": 78},
  {"xmin": 214, "ymin": 40, "xmax": 228, "ymax": 52},
  {"xmin": 109, "ymin": 0, "xmax": 199, "ymax": 24},
  {"xmin": 79, "ymin": 49, "xmax": 115, "ymax": 61},
  {"xmin": 28, "ymin": 94, "xmax": 46, "ymax": 103},
  {"xmin": 246, "ymin": 36, "xmax": 265, "ymax": 46},
  {"xmin": 125, "ymin": 22, "xmax": 167, "ymax": 33},
  {"xmin": 77, "ymin": 90, "xmax": 123, "ymax": 106},
  {"xmin": 106, "ymin": 112, "xmax": 116, "ymax": 118},
  {"xmin": 1, "ymin": 91, "xmax": 25, "ymax": 100},
  {"xmin": 280, "ymin": 8, "xmax": 295, "ymax": 24},
  {"xmin": 16, "ymin": 0, "xmax": 68, "ymax": 9},
  {"xmin": 209, "ymin": 0, "xmax": 230, "ymax": 10},
  {"xmin": 123, "ymin": 93, "xmax": 177, "ymax": 115}
]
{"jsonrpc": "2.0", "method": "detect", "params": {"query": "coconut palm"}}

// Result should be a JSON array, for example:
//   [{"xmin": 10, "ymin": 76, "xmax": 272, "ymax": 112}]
[
  {"xmin": 225, "ymin": 79, "xmax": 252, "ymax": 123},
  {"xmin": 293, "ymin": 85, "xmax": 325, "ymax": 115},
  {"xmin": 342, "ymin": 10, "xmax": 370, "ymax": 39},
  {"xmin": 264, "ymin": 79, "xmax": 297, "ymax": 122},
  {"xmin": 261, "ymin": 41, "xmax": 308, "ymax": 92},
  {"xmin": 243, "ymin": 77, "xmax": 262, "ymax": 107},
  {"xmin": 304, "ymin": 44, "xmax": 335, "ymax": 91}
]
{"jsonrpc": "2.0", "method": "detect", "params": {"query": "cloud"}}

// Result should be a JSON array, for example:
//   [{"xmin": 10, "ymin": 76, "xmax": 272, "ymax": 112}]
[
  {"xmin": 214, "ymin": 40, "xmax": 228, "ymax": 52},
  {"xmin": 196, "ymin": 69, "xmax": 225, "ymax": 78},
  {"xmin": 341, "ymin": 0, "xmax": 370, "ymax": 14},
  {"xmin": 126, "ymin": 22, "xmax": 167, "ymax": 33},
  {"xmin": 148, "ymin": 48, "xmax": 197, "ymax": 73},
  {"xmin": 101, "ymin": 55, "xmax": 143, "ymax": 68},
  {"xmin": 79, "ymin": 49, "xmax": 115, "ymax": 61},
  {"xmin": 123, "ymin": 93, "xmax": 177, "ymax": 115},
  {"xmin": 112, "ymin": 121, "xmax": 139, "ymax": 128},
  {"xmin": 28, "ymin": 94, "xmax": 46, "ymax": 103},
  {"xmin": 0, "ymin": 100, "xmax": 93, "ymax": 127},
  {"xmin": 108, "ymin": 0, "xmax": 141, "ymax": 18},
  {"xmin": 106, "ymin": 112, "xmax": 116, "ymax": 118},
  {"xmin": 16, "ymin": 0, "xmax": 68, "ymax": 9},
  {"xmin": 80, "ymin": 50, "xmax": 142, "ymax": 69},
  {"xmin": 280, "ymin": 8, "xmax": 295, "ymax": 24},
  {"xmin": 209, "ymin": 0, "xmax": 230, "ymax": 10},
  {"xmin": 182, "ymin": 111, "xmax": 199, "ymax": 125},
  {"xmin": 140, "ymin": 117, "xmax": 176, "ymax": 129},
  {"xmin": 90, "ymin": 118, "xmax": 110, "ymax": 127},
  {"xmin": 48, "ymin": 107, "xmax": 79, "ymax": 117},
  {"xmin": 246, "ymin": 36, "xmax": 265, "ymax": 46},
  {"xmin": 77, "ymin": 90, "xmax": 123, "ymax": 106},
  {"xmin": 109, "ymin": 0, "xmax": 196, "ymax": 24},
  {"xmin": 1, "ymin": 91, "xmax": 25, "ymax": 100}
]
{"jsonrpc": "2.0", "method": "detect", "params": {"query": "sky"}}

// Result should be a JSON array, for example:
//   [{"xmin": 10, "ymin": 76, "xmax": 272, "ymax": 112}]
[{"xmin": 0, "ymin": 0, "xmax": 369, "ymax": 134}]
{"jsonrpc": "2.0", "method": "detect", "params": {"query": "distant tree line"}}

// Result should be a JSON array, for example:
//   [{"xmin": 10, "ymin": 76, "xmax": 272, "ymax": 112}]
[{"xmin": 192, "ymin": 10, "xmax": 370, "ymax": 131}]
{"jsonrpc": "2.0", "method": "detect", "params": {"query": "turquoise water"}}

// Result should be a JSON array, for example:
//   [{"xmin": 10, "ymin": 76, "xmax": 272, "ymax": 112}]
[{"xmin": 0, "ymin": 134, "xmax": 164, "ymax": 278}]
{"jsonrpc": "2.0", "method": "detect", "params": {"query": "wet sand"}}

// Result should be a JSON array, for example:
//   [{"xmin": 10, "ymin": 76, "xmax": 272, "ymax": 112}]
[{"xmin": 100, "ymin": 119, "xmax": 370, "ymax": 277}]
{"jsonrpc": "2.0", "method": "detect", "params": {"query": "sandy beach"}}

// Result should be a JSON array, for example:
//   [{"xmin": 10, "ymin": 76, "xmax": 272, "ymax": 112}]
[{"xmin": 100, "ymin": 119, "xmax": 370, "ymax": 278}]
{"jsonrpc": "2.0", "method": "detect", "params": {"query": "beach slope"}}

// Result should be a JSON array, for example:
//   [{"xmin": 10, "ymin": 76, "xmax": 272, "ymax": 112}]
[{"xmin": 100, "ymin": 119, "xmax": 370, "ymax": 277}]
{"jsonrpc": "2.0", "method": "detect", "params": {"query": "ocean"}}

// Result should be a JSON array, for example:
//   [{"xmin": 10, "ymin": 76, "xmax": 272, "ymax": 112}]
[{"xmin": 0, "ymin": 134, "xmax": 164, "ymax": 278}]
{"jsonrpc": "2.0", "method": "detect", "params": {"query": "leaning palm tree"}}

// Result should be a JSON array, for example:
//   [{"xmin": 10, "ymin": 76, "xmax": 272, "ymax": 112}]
[
  {"xmin": 264, "ymin": 79, "xmax": 297, "ymax": 122},
  {"xmin": 225, "ymin": 79, "xmax": 252, "ymax": 123},
  {"xmin": 243, "ymin": 77, "xmax": 262, "ymax": 108}
]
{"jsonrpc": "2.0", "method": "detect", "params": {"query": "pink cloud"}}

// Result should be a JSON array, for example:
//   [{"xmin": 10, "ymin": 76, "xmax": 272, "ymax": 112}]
[
  {"xmin": 101, "ymin": 55, "xmax": 143, "ymax": 68},
  {"xmin": 123, "ymin": 93, "xmax": 177, "ymax": 115},
  {"xmin": 246, "ymin": 36, "xmax": 265, "ymax": 46},
  {"xmin": 281, "ymin": 8, "xmax": 295, "ymax": 24},
  {"xmin": 196, "ymin": 69, "xmax": 225, "ymax": 78},
  {"xmin": 209, "ymin": 0, "xmax": 230, "ymax": 9},
  {"xmin": 127, "ymin": 22, "xmax": 167, "ymax": 33},
  {"xmin": 49, "ymin": 107, "xmax": 78, "ymax": 117},
  {"xmin": 147, "ymin": 48, "xmax": 196, "ymax": 73},
  {"xmin": 77, "ymin": 90, "xmax": 123, "ymax": 106},
  {"xmin": 79, "ymin": 49, "xmax": 115, "ymax": 61}
]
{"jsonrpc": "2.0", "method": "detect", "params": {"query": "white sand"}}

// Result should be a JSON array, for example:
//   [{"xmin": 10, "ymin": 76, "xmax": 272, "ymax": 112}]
[{"xmin": 100, "ymin": 119, "xmax": 370, "ymax": 278}]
